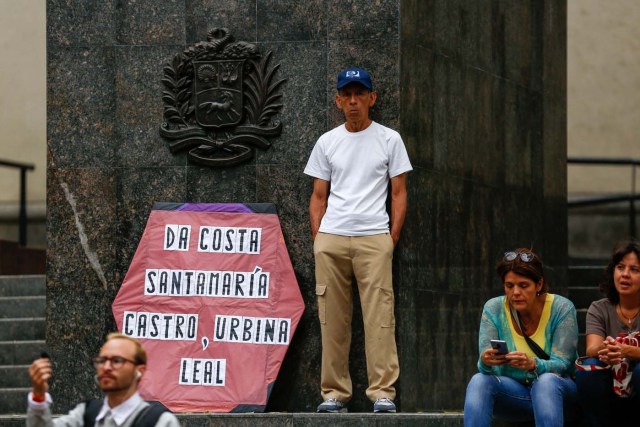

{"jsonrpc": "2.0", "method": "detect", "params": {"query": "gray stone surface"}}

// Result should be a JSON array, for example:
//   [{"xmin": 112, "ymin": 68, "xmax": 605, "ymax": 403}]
[
  {"xmin": 569, "ymin": 204, "xmax": 637, "ymax": 259},
  {"xmin": 0, "ymin": 275, "xmax": 45, "ymax": 297},
  {"xmin": 1, "ymin": 413, "xmax": 465, "ymax": 427},
  {"xmin": 114, "ymin": 167, "xmax": 187, "ymax": 281},
  {"xmin": 116, "ymin": 0, "xmax": 185, "ymax": 46},
  {"xmin": 115, "ymin": 46, "xmax": 188, "ymax": 168},
  {"xmin": 47, "ymin": 0, "xmax": 116, "ymax": 47},
  {"xmin": 0, "ymin": 296, "xmax": 45, "ymax": 318},
  {"xmin": 257, "ymin": 1, "xmax": 327, "ymax": 41},
  {"xmin": 399, "ymin": 0, "xmax": 567, "ymax": 410},
  {"xmin": 256, "ymin": 165, "xmax": 321, "ymax": 410},
  {"xmin": 46, "ymin": 0, "xmax": 567, "ymax": 415},
  {"xmin": 0, "ymin": 275, "xmax": 48, "ymax": 414},
  {"xmin": 46, "ymin": 168, "xmax": 119, "ymax": 409},
  {"xmin": 48, "ymin": 48, "xmax": 116, "ymax": 169},
  {"xmin": 185, "ymin": 0, "xmax": 256, "ymax": 44},
  {"xmin": 0, "ymin": 389, "xmax": 31, "ymax": 416},
  {"xmin": 254, "ymin": 42, "xmax": 327, "ymax": 166},
  {"xmin": 328, "ymin": 0, "xmax": 400, "ymax": 41},
  {"xmin": 0, "ymin": 341, "xmax": 46, "ymax": 366},
  {"xmin": 0, "ymin": 319, "xmax": 45, "ymax": 341},
  {"xmin": 0, "ymin": 367, "xmax": 31, "ymax": 388}
]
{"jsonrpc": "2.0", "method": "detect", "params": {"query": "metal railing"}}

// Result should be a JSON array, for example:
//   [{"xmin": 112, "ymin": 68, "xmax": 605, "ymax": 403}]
[
  {"xmin": 0, "ymin": 159, "xmax": 35, "ymax": 246},
  {"xmin": 568, "ymin": 157, "xmax": 639, "ymax": 238}
]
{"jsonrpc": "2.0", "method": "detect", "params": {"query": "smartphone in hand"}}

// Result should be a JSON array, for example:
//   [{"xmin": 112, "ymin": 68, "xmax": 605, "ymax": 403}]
[{"xmin": 490, "ymin": 339, "xmax": 508, "ymax": 355}]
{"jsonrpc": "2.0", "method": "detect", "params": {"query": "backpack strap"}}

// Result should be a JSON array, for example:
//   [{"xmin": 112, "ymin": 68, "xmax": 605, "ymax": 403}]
[
  {"xmin": 81, "ymin": 398, "xmax": 170, "ymax": 427},
  {"xmin": 129, "ymin": 401, "xmax": 171, "ymax": 427},
  {"xmin": 82, "ymin": 399, "xmax": 103, "ymax": 427}
]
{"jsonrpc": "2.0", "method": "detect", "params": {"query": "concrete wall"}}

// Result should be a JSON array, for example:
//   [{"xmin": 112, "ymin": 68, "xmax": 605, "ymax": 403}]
[
  {"xmin": 567, "ymin": 0, "xmax": 640, "ymax": 258},
  {"xmin": 568, "ymin": 0, "xmax": 640, "ymax": 194},
  {"xmin": 0, "ymin": 0, "xmax": 46, "ymax": 247},
  {"xmin": 46, "ymin": 0, "xmax": 566, "ymax": 413}
]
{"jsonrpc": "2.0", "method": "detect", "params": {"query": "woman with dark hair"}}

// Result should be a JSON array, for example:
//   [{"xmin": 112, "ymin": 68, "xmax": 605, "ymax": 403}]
[
  {"xmin": 576, "ymin": 240, "xmax": 640, "ymax": 427},
  {"xmin": 464, "ymin": 248, "xmax": 578, "ymax": 427}
]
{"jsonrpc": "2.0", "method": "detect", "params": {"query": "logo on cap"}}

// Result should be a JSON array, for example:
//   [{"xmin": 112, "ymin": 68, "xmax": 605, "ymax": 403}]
[{"xmin": 337, "ymin": 67, "xmax": 372, "ymax": 90}]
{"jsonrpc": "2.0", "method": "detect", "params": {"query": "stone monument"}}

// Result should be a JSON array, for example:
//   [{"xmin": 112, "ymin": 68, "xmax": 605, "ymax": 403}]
[{"xmin": 46, "ymin": 0, "xmax": 566, "ymax": 413}]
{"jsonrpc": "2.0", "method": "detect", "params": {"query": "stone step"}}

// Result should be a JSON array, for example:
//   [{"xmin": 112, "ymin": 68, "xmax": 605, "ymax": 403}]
[
  {"xmin": 567, "ymin": 286, "xmax": 602, "ymax": 311},
  {"xmin": 0, "ymin": 341, "xmax": 47, "ymax": 365},
  {"xmin": 1, "ymin": 408, "xmax": 585, "ymax": 426},
  {"xmin": 0, "ymin": 365, "xmax": 30, "ymax": 388},
  {"xmin": 0, "ymin": 296, "xmax": 45, "ymax": 319},
  {"xmin": 0, "ymin": 415, "xmax": 24, "ymax": 427},
  {"xmin": 579, "ymin": 333, "xmax": 586, "ymax": 356},
  {"xmin": 577, "ymin": 308, "xmax": 586, "ymax": 332},
  {"xmin": 0, "ymin": 275, "xmax": 45, "ymax": 297},
  {"xmin": 567, "ymin": 265, "xmax": 605, "ymax": 287},
  {"xmin": 0, "ymin": 387, "xmax": 30, "ymax": 415},
  {"xmin": 0, "ymin": 412, "xmax": 466, "ymax": 426},
  {"xmin": 0, "ymin": 318, "xmax": 46, "ymax": 341}
]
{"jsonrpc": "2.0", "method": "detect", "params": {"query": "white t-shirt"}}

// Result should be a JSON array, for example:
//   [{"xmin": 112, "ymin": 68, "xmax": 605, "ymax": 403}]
[{"xmin": 304, "ymin": 121, "xmax": 413, "ymax": 236}]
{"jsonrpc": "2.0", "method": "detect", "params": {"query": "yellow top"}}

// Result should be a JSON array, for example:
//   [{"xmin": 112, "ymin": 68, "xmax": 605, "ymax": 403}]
[{"xmin": 506, "ymin": 294, "xmax": 555, "ymax": 358}]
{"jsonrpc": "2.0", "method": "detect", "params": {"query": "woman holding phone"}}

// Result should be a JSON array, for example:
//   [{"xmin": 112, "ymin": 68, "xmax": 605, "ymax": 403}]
[{"xmin": 463, "ymin": 248, "xmax": 579, "ymax": 427}]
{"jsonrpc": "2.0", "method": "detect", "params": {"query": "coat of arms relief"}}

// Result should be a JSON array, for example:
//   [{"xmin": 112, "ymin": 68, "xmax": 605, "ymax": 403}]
[{"xmin": 160, "ymin": 28, "xmax": 286, "ymax": 167}]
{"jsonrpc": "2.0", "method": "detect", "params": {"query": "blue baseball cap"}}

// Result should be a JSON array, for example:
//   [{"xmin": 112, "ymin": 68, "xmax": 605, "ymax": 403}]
[{"xmin": 337, "ymin": 67, "xmax": 373, "ymax": 91}]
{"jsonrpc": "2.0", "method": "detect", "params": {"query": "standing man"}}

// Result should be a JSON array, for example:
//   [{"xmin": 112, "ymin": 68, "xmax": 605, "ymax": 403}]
[
  {"xmin": 27, "ymin": 333, "xmax": 180, "ymax": 426},
  {"xmin": 304, "ymin": 67, "xmax": 412, "ymax": 413}
]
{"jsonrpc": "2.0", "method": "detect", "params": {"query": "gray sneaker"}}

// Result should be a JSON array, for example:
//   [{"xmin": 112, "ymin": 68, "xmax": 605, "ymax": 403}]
[
  {"xmin": 373, "ymin": 397, "xmax": 396, "ymax": 413},
  {"xmin": 317, "ymin": 398, "xmax": 347, "ymax": 413}
]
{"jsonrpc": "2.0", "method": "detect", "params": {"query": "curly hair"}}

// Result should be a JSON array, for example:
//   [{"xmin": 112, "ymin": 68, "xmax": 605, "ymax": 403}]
[
  {"xmin": 599, "ymin": 240, "xmax": 640, "ymax": 304},
  {"xmin": 496, "ymin": 248, "xmax": 548, "ymax": 293}
]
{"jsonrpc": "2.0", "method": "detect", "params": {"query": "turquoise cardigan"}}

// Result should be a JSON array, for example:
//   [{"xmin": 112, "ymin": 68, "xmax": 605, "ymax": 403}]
[{"xmin": 477, "ymin": 294, "xmax": 578, "ymax": 384}]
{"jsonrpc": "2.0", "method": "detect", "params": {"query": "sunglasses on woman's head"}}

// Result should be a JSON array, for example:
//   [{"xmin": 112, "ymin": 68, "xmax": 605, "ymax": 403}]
[{"xmin": 503, "ymin": 251, "xmax": 534, "ymax": 262}]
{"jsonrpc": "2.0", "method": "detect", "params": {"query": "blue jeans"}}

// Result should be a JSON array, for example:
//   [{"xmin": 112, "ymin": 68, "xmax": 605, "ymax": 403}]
[
  {"xmin": 464, "ymin": 372, "xmax": 578, "ymax": 427},
  {"xmin": 575, "ymin": 357, "xmax": 640, "ymax": 427}
]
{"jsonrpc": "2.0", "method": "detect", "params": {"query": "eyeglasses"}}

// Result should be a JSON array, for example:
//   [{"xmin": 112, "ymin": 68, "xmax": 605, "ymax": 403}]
[
  {"xmin": 92, "ymin": 356, "xmax": 137, "ymax": 370},
  {"xmin": 503, "ymin": 251, "xmax": 534, "ymax": 262}
]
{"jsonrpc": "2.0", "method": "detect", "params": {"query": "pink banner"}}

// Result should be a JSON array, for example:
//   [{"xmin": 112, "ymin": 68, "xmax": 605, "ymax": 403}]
[{"xmin": 112, "ymin": 205, "xmax": 304, "ymax": 412}]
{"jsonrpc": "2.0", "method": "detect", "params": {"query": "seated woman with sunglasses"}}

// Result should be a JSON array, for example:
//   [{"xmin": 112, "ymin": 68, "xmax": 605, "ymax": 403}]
[
  {"xmin": 576, "ymin": 240, "xmax": 640, "ymax": 427},
  {"xmin": 464, "ymin": 248, "xmax": 579, "ymax": 427}
]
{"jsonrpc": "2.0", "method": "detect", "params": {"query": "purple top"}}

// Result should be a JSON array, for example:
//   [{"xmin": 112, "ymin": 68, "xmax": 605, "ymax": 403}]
[{"xmin": 175, "ymin": 203, "xmax": 253, "ymax": 213}]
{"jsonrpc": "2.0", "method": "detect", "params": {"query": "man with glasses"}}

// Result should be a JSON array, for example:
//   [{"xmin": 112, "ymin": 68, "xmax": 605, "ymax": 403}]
[
  {"xmin": 26, "ymin": 333, "xmax": 179, "ymax": 426},
  {"xmin": 304, "ymin": 67, "xmax": 412, "ymax": 413}
]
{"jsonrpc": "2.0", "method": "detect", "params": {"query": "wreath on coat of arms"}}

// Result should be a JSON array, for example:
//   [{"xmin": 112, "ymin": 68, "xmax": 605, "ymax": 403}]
[{"xmin": 159, "ymin": 28, "xmax": 286, "ymax": 167}]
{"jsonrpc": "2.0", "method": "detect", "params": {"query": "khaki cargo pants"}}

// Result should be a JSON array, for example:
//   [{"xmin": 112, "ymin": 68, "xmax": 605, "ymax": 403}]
[{"xmin": 314, "ymin": 232, "xmax": 399, "ymax": 403}]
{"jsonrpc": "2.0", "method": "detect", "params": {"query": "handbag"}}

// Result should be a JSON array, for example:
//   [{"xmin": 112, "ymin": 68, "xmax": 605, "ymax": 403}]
[
  {"xmin": 612, "ymin": 332, "xmax": 640, "ymax": 397},
  {"xmin": 575, "ymin": 356, "xmax": 609, "ymax": 371},
  {"xmin": 574, "ymin": 332, "xmax": 640, "ymax": 398}
]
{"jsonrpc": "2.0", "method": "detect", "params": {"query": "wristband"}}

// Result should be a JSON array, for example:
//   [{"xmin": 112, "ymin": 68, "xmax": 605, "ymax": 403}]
[{"xmin": 32, "ymin": 392, "xmax": 46, "ymax": 403}]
